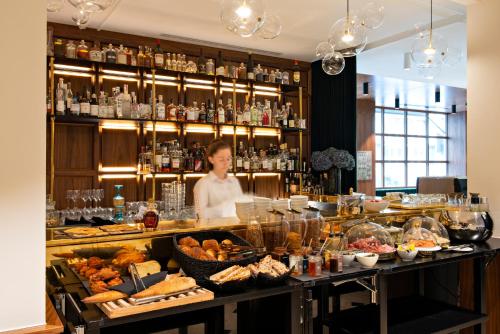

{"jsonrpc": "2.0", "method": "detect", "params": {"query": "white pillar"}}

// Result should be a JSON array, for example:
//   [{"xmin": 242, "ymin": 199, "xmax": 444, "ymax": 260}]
[{"xmin": 0, "ymin": 2, "xmax": 46, "ymax": 331}]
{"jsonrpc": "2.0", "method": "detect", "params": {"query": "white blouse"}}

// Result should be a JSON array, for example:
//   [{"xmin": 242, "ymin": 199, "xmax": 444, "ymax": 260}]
[{"xmin": 193, "ymin": 171, "xmax": 243, "ymax": 219}]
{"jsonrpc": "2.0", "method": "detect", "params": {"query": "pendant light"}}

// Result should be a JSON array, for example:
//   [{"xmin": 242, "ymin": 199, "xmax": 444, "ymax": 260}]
[{"xmin": 328, "ymin": 0, "xmax": 368, "ymax": 57}]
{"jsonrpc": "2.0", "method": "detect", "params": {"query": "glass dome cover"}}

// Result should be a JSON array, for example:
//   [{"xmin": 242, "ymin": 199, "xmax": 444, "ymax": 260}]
[
  {"xmin": 402, "ymin": 227, "xmax": 438, "ymax": 248},
  {"xmin": 403, "ymin": 216, "xmax": 449, "ymax": 246},
  {"xmin": 346, "ymin": 222, "xmax": 395, "ymax": 254}
]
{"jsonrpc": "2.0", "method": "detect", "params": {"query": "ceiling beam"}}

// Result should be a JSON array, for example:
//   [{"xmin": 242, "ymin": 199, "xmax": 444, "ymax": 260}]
[{"xmin": 364, "ymin": 14, "xmax": 465, "ymax": 51}]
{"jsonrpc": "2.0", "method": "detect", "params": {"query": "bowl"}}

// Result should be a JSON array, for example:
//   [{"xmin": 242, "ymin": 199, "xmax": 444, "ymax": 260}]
[
  {"xmin": 355, "ymin": 252, "xmax": 379, "ymax": 268},
  {"xmin": 397, "ymin": 249, "xmax": 418, "ymax": 262},
  {"xmin": 364, "ymin": 200, "xmax": 390, "ymax": 212},
  {"xmin": 341, "ymin": 252, "xmax": 356, "ymax": 267}
]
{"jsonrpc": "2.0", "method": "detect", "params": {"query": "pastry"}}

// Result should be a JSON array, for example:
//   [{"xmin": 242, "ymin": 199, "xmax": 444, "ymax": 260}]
[
  {"xmin": 221, "ymin": 239, "xmax": 233, "ymax": 248},
  {"xmin": 112, "ymin": 251, "xmax": 146, "ymax": 268},
  {"xmin": 202, "ymin": 239, "xmax": 220, "ymax": 252},
  {"xmin": 107, "ymin": 277, "xmax": 124, "ymax": 287},
  {"xmin": 90, "ymin": 267, "xmax": 120, "ymax": 281},
  {"xmin": 82, "ymin": 290, "xmax": 128, "ymax": 304},
  {"xmin": 131, "ymin": 276, "xmax": 196, "ymax": 299},
  {"xmin": 178, "ymin": 236, "xmax": 200, "ymax": 248},
  {"xmin": 206, "ymin": 249, "xmax": 217, "ymax": 260},
  {"xmin": 133, "ymin": 260, "xmax": 161, "ymax": 277},
  {"xmin": 179, "ymin": 245, "xmax": 194, "ymax": 256},
  {"xmin": 65, "ymin": 227, "xmax": 103, "ymax": 237},
  {"xmin": 87, "ymin": 257, "xmax": 104, "ymax": 269},
  {"xmin": 90, "ymin": 280, "xmax": 109, "ymax": 294}
]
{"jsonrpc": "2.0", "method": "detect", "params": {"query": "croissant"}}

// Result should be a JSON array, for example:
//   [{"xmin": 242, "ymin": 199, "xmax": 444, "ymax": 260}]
[{"xmin": 131, "ymin": 276, "xmax": 196, "ymax": 299}]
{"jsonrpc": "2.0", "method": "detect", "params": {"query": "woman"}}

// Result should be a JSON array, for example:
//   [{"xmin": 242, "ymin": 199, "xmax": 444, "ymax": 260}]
[{"xmin": 194, "ymin": 139, "xmax": 243, "ymax": 219}]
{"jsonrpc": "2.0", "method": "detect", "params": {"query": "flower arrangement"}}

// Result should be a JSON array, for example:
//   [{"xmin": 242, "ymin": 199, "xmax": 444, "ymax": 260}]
[{"xmin": 311, "ymin": 147, "xmax": 355, "ymax": 172}]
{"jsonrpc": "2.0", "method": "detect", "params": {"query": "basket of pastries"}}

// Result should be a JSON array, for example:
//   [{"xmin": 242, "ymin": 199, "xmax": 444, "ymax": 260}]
[
  {"xmin": 207, "ymin": 265, "xmax": 252, "ymax": 292},
  {"xmin": 173, "ymin": 231, "xmax": 257, "ymax": 284},
  {"xmin": 249, "ymin": 255, "xmax": 291, "ymax": 287}
]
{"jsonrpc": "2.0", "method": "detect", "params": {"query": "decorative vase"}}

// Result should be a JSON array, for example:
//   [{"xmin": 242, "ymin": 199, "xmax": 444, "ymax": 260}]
[{"xmin": 327, "ymin": 167, "xmax": 342, "ymax": 194}]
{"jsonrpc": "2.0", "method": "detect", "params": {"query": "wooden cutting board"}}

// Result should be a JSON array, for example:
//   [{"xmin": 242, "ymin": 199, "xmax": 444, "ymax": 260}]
[{"xmin": 96, "ymin": 287, "xmax": 214, "ymax": 318}]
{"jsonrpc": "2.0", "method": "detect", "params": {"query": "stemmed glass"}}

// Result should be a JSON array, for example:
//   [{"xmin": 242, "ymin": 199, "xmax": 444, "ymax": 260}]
[
  {"xmin": 81, "ymin": 189, "xmax": 92, "ymax": 220},
  {"xmin": 70, "ymin": 189, "xmax": 81, "ymax": 220}
]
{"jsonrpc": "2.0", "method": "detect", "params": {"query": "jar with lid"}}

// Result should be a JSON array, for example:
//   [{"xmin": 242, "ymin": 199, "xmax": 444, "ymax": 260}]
[
  {"xmin": 206, "ymin": 59, "xmax": 215, "ymax": 75},
  {"xmin": 77, "ymin": 40, "xmax": 89, "ymax": 59},
  {"xmin": 54, "ymin": 38, "xmax": 65, "ymax": 57},
  {"xmin": 246, "ymin": 216, "xmax": 266, "ymax": 254},
  {"xmin": 89, "ymin": 41, "xmax": 102, "ymax": 62},
  {"xmin": 65, "ymin": 40, "xmax": 77, "ymax": 59}
]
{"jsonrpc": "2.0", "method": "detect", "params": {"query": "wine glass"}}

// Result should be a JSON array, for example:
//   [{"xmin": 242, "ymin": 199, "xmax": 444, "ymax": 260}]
[
  {"xmin": 81, "ymin": 189, "xmax": 91, "ymax": 209},
  {"xmin": 97, "ymin": 189, "xmax": 104, "ymax": 208}
]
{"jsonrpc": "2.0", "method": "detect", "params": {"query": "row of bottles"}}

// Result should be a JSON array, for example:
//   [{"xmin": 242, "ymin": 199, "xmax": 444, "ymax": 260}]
[
  {"xmin": 52, "ymin": 79, "xmax": 306, "ymax": 129},
  {"xmin": 52, "ymin": 38, "xmax": 301, "ymax": 85},
  {"xmin": 139, "ymin": 140, "xmax": 208, "ymax": 174},
  {"xmin": 234, "ymin": 142, "xmax": 305, "ymax": 173}
]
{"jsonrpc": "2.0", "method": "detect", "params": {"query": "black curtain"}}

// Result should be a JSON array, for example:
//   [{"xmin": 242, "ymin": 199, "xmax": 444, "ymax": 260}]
[{"xmin": 311, "ymin": 57, "xmax": 357, "ymax": 194}]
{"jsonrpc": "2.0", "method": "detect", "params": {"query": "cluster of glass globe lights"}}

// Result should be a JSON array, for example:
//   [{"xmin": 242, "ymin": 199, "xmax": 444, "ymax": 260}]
[{"xmin": 47, "ymin": 0, "xmax": 115, "ymax": 28}]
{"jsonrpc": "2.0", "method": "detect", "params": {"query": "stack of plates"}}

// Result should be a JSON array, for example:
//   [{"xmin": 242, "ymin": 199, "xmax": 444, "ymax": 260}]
[
  {"xmin": 290, "ymin": 195, "xmax": 309, "ymax": 211},
  {"xmin": 254, "ymin": 197, "xmax": 272, "ymax": 218},
  {"xmin": 272, "ymin": 198, "xmax": 290, "ymax": 213},
  {"xmin": 235, "ymin": 200, "xmax": 255, "ymax": 222}
]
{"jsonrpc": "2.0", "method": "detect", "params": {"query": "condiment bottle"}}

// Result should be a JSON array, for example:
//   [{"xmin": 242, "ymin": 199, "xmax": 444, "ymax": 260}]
[
  {"xmin": 77, "ymin": 40, "xmax": 89, "ymax": 59},
  {"xmin": 143, "ymin": 199, "xmax": 159, "ymax": 231}
]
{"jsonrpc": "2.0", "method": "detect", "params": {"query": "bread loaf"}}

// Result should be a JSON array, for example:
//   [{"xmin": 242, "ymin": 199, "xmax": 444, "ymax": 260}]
[
  {"xmin": 131, "ymin": 276, "xmax": 196, "ymax": 299},
  {"xmin": 82, "ymin": 290, "xmax": 128, "ymax": 304},
  {"xmin": 133, "ymin": 260, "xmax": 161, "ymax": 277}
]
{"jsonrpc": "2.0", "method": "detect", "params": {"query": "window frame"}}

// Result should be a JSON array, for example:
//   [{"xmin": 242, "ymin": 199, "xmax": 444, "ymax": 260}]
[{"xmin": 375, "ymin": 107, "xmax": 449, "ymax": 189}]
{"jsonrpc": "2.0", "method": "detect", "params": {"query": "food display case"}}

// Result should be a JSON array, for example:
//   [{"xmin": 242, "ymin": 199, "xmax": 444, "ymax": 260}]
[
  {"xmin": 403, "ymin": 216, "xmax": 450, "ymax": 248},
  {"xmin": 345, "ymin": 222, "xmax": 396, "ymax": 260}
]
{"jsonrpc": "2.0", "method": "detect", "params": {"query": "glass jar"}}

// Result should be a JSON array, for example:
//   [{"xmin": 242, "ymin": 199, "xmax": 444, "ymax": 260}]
[
  {"xmin": 54, "ymin": 38, "xmax": 65, "ymax": 57},
  {"xmin": 246, "ymin": 216, "xmax": 266, "ymax": 254},
  {"xmin": 289, "ymin": 253, "xmax": 303, "ymax": 276},
  {"xmin": 77, "ymin": 40, "xmax": 89, "ymax": 59},
  {"xmin": 143, "ymin": 199, "xmax": 159, "ymax": 231},
  {"xmin": 65, "ymin": 40, "xmax": 77, "ymax": 59},
  {"xmin": 206, "ymin": 59, "xmax": 215, "ymax": 75},
  {"xmin": 307, "ymin": 254, "xmax": 322, "ymax": 277}
]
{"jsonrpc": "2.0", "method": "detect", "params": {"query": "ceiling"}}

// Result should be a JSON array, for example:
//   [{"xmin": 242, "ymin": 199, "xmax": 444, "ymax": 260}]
[{"xmin": 47, "ymin": 0, "xmax": 467, "ymax": 88}]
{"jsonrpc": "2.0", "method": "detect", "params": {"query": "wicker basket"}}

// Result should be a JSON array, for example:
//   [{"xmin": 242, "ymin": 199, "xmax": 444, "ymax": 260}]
[{"xmin": 173, "ymin": 231, "xmax": 257, "ymax": 284}]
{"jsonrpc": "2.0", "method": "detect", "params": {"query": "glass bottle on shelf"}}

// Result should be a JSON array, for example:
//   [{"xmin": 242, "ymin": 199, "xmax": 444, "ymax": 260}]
[
  {"xmin": 177, "ymin": 104, "xmax": 185, "ymax": 122},
  {"xmin": 180, "ymin": 54, "xmax": 187, "ymax": 72},
  {"xmin": 171, "ymin": 53, "xmax": 177, "ymax": 71},
  {"xmin": 114, "ymin": 87, "xmax": 123, "ymax": 118},
  {"xmin": 80, "ymin": 88, "xmax": 91, "ymax": 116},
  {"xmin": 157, "ymin": 94, "xmax": 166, "ymax": 120},
  {"xmin": 143, "ymin": 199, "xmax": 159, "ymax": 231},
  {"xmin": 225, "ymin": 98, "xmax": 234, "ymax": 124},
  {"xmin": 65, "ymin": 40, "xmax": 76, "ymax": 59},
  {"xmin": 256, "ymin": 101, "xmax": 263, "ymax": 126},
  {"xmin": 116, "ymin": 44, "xmax": 127, "ymax": 64},
  {"xmin": 165, "ymin": 52, "xmax": 172, "ymax": 70},
  {"xmin": 206, "ymin": 59, "xmax": 215, "ymax": 75},
  {"xmin": 106, "ymin": 43, "xmax": 117, "ymax": 63},
  {"xmin": 272, "ymin": 101, "xmax": 279, "ymax": 127},
  {"xmin": 186, "ymin": 104, "xmax": 195, "ymax": 122},
  {"xmin": 217, "ymin": 99, "xmax": 225, "ymax": 124},
  {"xmin": 293, "ymin": 60, "xmax": 301, "ymax": 86},
  {"xmin": 216, "ymin": 51, "xmax": 225, "ymax": 76},
  {"xmin": 54, "ymin": 38, "xmax": 65, "ymax": 57},
  {"xmin": 236, "ymin": 103, "xmax": 243, "ymax": 125},
  {"xmin": 207, "ymin": 99, "xmax": 215, "ymax": 123},
  {"xmin": 243, "ymin": 151, "xmax": 251, "ymax": 172},
  {"xmin": 90, "ymin": 90, "xmax": 99, "ymax": 117},
  {"xmin": 251, "ymin": 148, "xmax": 261, "ymax": 171},
  {"xmin": 155, "ymin": 143, "xmax": 163, "ymax": 173},
  {"xmin": 262, "ymin": 100, "xmax": 271, "ymax": 126},
  {"xmin": 113, "ymin": 185, "xmax": 125, "ymax": 223},
  {"xmin": 70, "ymin": 92, "xmax": 80, "ymax": 116},
  {"xmin": 198, "ymin": 48, "xmax": 206, "ymax": 74},
  {"xmin": 280, "ymin": 104, "xmax": 288, "ymax": 128},
  {"xmin": 65, "ymin": 82, "xmax": 73, "ymax": 114},
  {"xmin": 246, "ymin": 52, "xmax": 255, "ymax": 81},
  {"xmin": 100, "ymin": 44, "xmax": 107, "ymax": 63},
  {"xmin": 77, "ymin": 40, "xmax": 89, "ymax": 59},
  {"xmin": 263, "ymin": 68, "xmax": 269, "ymax": 82},
  {"xmin": 250, "ymin": 98, "xmax": 258, "ymax": 126},
  {"xmin": 255, "ymin": 64, "xmax": 263, "ymax": 82},
  {"xmin": 89, "ymin": 41, "xmax": 102, "ymax": 62},
  {"xmin": 144, "ymin": 47, "xmax": 152, "ymax": 68},
  {"xmin": 137, "ymin": 46, "xmax": 145, "ymax": 67},
  {"xmin": 131, "ymin": 92, "xmax": 139, "ymax": 119},
  {"xmin": 167, "ymin": 98, "xmax": 177, "ymax": 120},
  {"xmin": 243, "ymin": 101, "xmax": 251, "ymax": 125},
  {"xmin": 161, "ymin": 146, "xmax": 171, "ymax": 172},
  {"xmin": 154, "ymin": 39, "xmax": 164, "ymax": 68},
  {"xmin": 192, "ymin": 101, "xmax": 200, "ymax": 121},
  {"xmin": 194, "ymin": 148, "xmax": 204, "ymax": 172},
  {"xmin": 56, "ymin": 78, "xmax": 65, "ymax": 115},
  {"xmin": 275, "ymin": 68, "xmax": 282, "ymax": 84},
  {"xmin": 98, "ymin": 91, "xmax": 106, "ymax": 118},
  {"xmin": 287, "ymin": 104, "xmax": 295, "ymax": 128},
  {"xmin": 199, "ymin": 102, "xmax": 207, "ymax": 123},
  {"xmin": 269, "ymin": 70, "xmax": 276, "ymax": 83},
  {"xmin": 236, "ymin": 142, "xmax": 244, "ymax": 172},
  {"xmin": 282, "ymin": 71, "xmax": 290, "ymax": 85},
  {"xmin": 238, "ymin": 62, "xmax": 247, "ymax": 80},
  {"xmin": 122, "ymin": 84, "xmax": 131, "ymax": 118},
  {"xmin": 126, "ymin": 47, "xmax": 133, "ymax": 65}
]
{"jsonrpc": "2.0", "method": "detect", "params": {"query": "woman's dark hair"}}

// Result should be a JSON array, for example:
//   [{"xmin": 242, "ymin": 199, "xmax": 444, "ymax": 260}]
[{"xmin": 206, "ymin": 139, "xmax": 231, "ymax": 170}]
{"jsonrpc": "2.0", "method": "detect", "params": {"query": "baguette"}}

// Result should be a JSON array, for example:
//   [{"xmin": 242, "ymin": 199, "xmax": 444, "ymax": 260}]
[
  {"xmin": 131, "ymin": 276, "xmax": 196, "ymax": 299},
  {"xmin": 82, "ymin": 290, "xmax": 128, "ymax": 304},
  {"xmin": 209, "ymin": 265, "xmax": 240, "ymax": 282}
]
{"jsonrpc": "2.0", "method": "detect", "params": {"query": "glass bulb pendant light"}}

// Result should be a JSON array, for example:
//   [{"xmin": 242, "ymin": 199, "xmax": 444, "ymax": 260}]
[
  {"xmin": 47, "ymin": 0, "xmax": 64, "ymax": 12},
  {"xmin": 68, "ymin": 0, "xmax": 114, "ymax": 13},
  {"xmin": 315, "ymin": 41, "xmax": 335, "ymax": 59},
  {"xmin": 328, "ymin": 0, "xmax": 367, "ymax": 57},
  {"xmin": 220, "ymin": 0, "xmax": 266, "ymax": 38},
  {"xmin": 322, "ymin": 52, "xmax": 345, "ymax": 76},
  {"xmin": 357, "ymin": 1, "xmax": 385, "ymax": 30},
  {"xmin": 256, "ymin": 13, "xmax": 282, "ymax": 39}
]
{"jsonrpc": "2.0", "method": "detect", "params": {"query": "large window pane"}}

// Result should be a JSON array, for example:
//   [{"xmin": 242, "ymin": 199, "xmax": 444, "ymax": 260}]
[
  {"xmin": 429, "ymin": 113, "xmax": 447, "ymax": 136},
  {"xmin": 384, "ymin": 163, "xmax": 405, "ymax": 187},
  {"xmin": 407, "ymin": 163, "xmax": 427, "ymax": 187},
  {"xmin": 376, "ymin": 135, "xmax": 382, "ymax": 160},
  {"xmin": 383, "ymin": 109, "xmax": 405, "ymax": 134},
  {"xmin": 407, "ymin": 137, "xmax": 426, "ymax": 161},
  {"xmin": 384, "ymin": 136, "xmax": 405, "ymax": 161},
  {"xmin": 429, "ymin": 163, "xmax": 447, "ymax": 176},
  {"xmin": 375, "ymin": 109, "xmax": 382, "ymax": 133},
  {"xmin": 407, "ymin": 112, "xmax": 426, "ymax": 136},
  {"xmin": 429, "ymin": 138, "xmax": 447, "ymax": 161},
  {"xmin": 376, "ymin": 162, "xmax": 383, "ymax": 188}
]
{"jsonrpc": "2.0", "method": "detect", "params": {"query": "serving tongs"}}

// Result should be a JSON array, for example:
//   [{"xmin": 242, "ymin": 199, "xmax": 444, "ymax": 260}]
[
  {"xmin": 442, "ymin": 244, "xmax": 474, "ymax": 252},
  {"xmin": 128, "ymin": 286, "xmax": 201, "ymax": 305},
  {"xmin": 129, "ymin": 263, "xmax": 146, "ymax": 293}
]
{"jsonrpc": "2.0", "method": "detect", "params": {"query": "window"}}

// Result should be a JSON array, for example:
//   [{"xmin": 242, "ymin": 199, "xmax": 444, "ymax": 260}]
[{"xmin": 375, "ymin": 108, "xmax": 448, "ymax": 188}]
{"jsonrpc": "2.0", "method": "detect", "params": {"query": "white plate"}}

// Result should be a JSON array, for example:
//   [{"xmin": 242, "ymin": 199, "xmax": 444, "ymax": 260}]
[{"xmin": 416, "ymin": 246, "xmax": 442, "ymax": 252}]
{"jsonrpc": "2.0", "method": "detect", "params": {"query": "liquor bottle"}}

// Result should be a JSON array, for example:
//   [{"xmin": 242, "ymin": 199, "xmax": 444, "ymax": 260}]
[
  {"xmin": 177, "ymin": 104, "xmax": 185, "ymax": 121},
  {"xmin": 272, "ymin": 101, "xmax": 279, "ymax": 127},
  {"xmin": 246, "ymin": 52, "xmax": 255, "ymax": 81},
  {"xmin": 293, "ymin": 60, "xmax": 301, "ymax": 86},
  {"xmin": 184, "ymin": 152, "xmax": 194, "ymax": 172},
  {"xmin": 194, "ymin": 148, "xmax": 204, "ymax": 172},
  {"xmin": 54, "ymin": 38, "xmax": 65, "ymax": 58},
  {"xmin": 285, "ymin": 176, "xmax": 290, "ymax": 194},
  {"xmin": 262, "ymin": 100, "xmax": 271, "ymax": 126},
  {"xmin": 155, "ymin": 143, "xmax": 163, "ymax": 172},
  {"xmin": 171, "ymin": 53, "xmax": 177, "ymax": 71},
  {"xmin": 154, "ymin": 39, "xmax": 164, "ymax": 68},
  {"xmin": 275, "ymin": 68, "xmax": 282, "ymax": 84},
  {"xmin": 217, "ymin": 99, "xmax": 225, "ymax": 124},
  {"xmin": 206, "ymin": 59, "xmax": 215, "ymax": 75},
  {"xmin": 46, "ymin": 88, "xmax": 52, "ymax": 114},
  {"xmin": 89, "ymin": 41, "xmax": 102, "ymax": 62},
  {"xmin": 131, "ymin": 92, "xmax": 140, "ymax": 119},
  {"xmin": 98, "ymin": 91, "xmax": 107, "ymax": 118},
  {"xmin": 288, "ymin": 104, "xmax": 295, "ymax": 128},
  {"xmin": 238, "ymin": 62, "xmax": 247, "ymax": 80},
  {"xmin": 207, "ymin": 99, "xmax": 215, "ymax": 123},
  {"xmin": 113, "ymin": 185, "xmax": 125, "ymax": 223},
  {"xmin": 236, "ymin": 142, "xmax": 244, "ymax": 172},
  {"xmin": 125, "ymin": 47, "xmax": 133, "ymax": 65},
  {"xmin": 115, "ymin": 87, "xmax": 123, "ymax": 118},
  {"xmin": 76, "ymin": 40, "xmax": 89, "ymax": 59},
  {"xmin": 290, "ymin": 175, "xmax": 297, "ymax": 194},
  {"xmin": 243, "ymin": 101, "xmax": 251, "ymax": 125},
  {"xmin": 243, "ymin": 151, "xmax": 251, "ymax": 172},
  {"xmin": 80, "ymin": 88, "xmax": 91, "ymax": 116},
  {"xmin": 137, "ymin": 46, "xmax": 145, "ymax": 66},
  {"xmin": 117, "ymin": 44, "xmax": 127, "ymax": 64},
  {"xmin": 186, "ymin": 104, "xmax": 195, "ymax": 122},
  {"xmin": 165, "ymin": 52, "xmax": 172, "ymax": 70},
  {"xmin": 167, "ymin": 98, "xmax": 177, "ymax": 120},
  {"xmin": 143, "ymin": 199, "xmax": 159, "ymax": 230},
  {"xmin": 216, "ymin": 51, "xmax": 225, "ymax": 76},
  {"xmin": 198, "ymin": 48, "xmax": 206, "ymax": 74},
  {"xmin": 56, "ymin": 78, "xmax": 65, "ymax": 115},
  {"xmin": 250, "ymin": 98, "xmax": 258, "ymax": 126},
  {"xmin": 263, "ymin": 68, "xmax": 269, "ymax": 82},
  {"xmin": 236, "ymin": 103, "xmax": 243, "ymax": 125},
  {"xmin": 106, "ymin": 44, "xmax": 117, "ymax": 63},
  {"xmin": 282, "ymin": 71, "xmax": 290, "ymax": 85},
  {"xmin": 256, "ymin": 101, "xmax": 263, "ymax": 126},
  {"xmin": 192, "ymin": 101, "xmax": 200, "ymax": 121},
  {"xmin": 156, "ymin": 94, "xmax": 166, "ymax": 120},
  {"xmin": 122, "ymin": 84, "xmax": 131, "ymax": 118},
  {"xmin": 251, "ymin": 148, "xmax": 260, "ymax": 171},
  {"xmin": 71, "ymin": 93, "xmax": 80, "ymax": 116},
  {"xmin": 90, "ymin": 90, "xmax": 99, "ymax": 117},
  {"xmin": 180, "ymin": 54, "xmax": 187, "ymax": 72},
  {"xmin": 161, "ymin": 146, "xmax": 171, "ymax": 172},
  {"xmin": 65, "ymin": 40, "xmax": 76, "ymax": 59},
  {"xmin": 66, "ymin": 82, "xmax": 73, "ymax": 114},
  {"xmin": 269, "ymin": 70, "xmax": 276, "ymax": 83},
  {"xmin": 281, "ymin": 104, "xmax": 288, "ymax": 128},
  {"xmin": 144, "ymin": 47, "xmax": 152, "ymax": 68},
  {"xmin": 171, "ymin": 144, "xmax": 181, "ymax": 171},
  {"xmin": 199, "ymin": 102, "xmax": 207, "ymax": 123},
  {"xmin": 255, "ymin": 64, "xmax": 263, "ymax": 82},
  {"xmin": 225, "ymin": 98, "xmax": 234, "ymax": 124}
]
